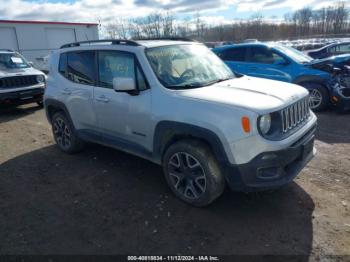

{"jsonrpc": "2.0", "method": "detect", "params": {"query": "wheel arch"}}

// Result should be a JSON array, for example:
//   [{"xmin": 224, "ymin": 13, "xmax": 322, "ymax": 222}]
[
  {"xmin": 45, "ymin": 99, "xmax": 75, "ymax": 129},
  {"xmin": 293, "ymin": 75, "xmax": 330, "ymax": 90},
  {"xmin": 153, "ymin": 121, "xmax": 229, "ymax": 165}
]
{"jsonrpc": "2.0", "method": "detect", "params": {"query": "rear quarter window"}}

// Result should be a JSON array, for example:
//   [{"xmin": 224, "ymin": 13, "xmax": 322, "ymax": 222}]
[{"xmin": 58, "ymin": 53, "xmax": 67, "ymax": 76}]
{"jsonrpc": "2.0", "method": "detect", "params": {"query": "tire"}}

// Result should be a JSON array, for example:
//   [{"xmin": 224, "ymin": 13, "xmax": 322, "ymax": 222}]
[
  {"xmin": 51, "ymin": 111, "xmax": 84, "ymax": 154},
  {"xmin": 300, "ymin": 83, "xmax": 329, "ymax": 112},
  {"xmin": 162, "ymin": 139, "xmax": 225, "ymax": 207}
]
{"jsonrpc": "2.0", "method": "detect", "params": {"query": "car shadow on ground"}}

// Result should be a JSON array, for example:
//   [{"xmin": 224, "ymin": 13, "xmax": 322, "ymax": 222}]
[
  {"xmin": 0, "ymin": 144, "xmax": 314, "ymax": 258},
  {"xmin": 0, "ymin": 104, "xmax": 42, "ymax": 124},
  {"xmin": 315, "ymin": 111, "xmax": 350, "ymax": 144}
]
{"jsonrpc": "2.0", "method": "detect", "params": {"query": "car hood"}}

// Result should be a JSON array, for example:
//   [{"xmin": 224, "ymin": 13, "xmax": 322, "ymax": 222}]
[
  {"xmin": 178, "ymin": 76, "xmax": 308, "ymax": 113},
  {"xmin": 0, "ymin": 67, "xmax": 43, "ymax": 78}
]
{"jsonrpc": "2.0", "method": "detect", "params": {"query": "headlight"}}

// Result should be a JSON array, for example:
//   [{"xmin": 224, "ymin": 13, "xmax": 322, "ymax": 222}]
[
  {"xmin": 36, "ymin": 75, "xmax": 45, "ymax": 83},
  {"xmin": 259, "ymin": 114, "xmax": 272, "ymax": 135}
]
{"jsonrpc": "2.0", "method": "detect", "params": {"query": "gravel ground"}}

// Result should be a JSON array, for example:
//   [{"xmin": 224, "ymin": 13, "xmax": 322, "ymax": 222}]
[{"xmin": 0, "ymin": 104, "xmax": 349, "ymax": 259}]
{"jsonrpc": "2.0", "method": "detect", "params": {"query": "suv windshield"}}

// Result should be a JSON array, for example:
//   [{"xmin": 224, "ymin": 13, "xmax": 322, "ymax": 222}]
[
  {"xmin": 274, "ymin": 45, "xmax": 313, "ymax": 64},
  {"xmin": 145, "ymin": 44, "xmax": 234, "ymax": 89},
  {"xmin": 0, "ymin": 52, "xmax": 30, "ymax": 69}
]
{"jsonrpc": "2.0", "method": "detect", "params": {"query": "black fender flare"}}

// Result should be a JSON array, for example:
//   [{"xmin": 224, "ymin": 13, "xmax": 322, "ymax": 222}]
[
  {"xmin": 44, "ymin": 98, "xmax": 75, "ymax": 129},
  {"xmin": 153, "ymin": 121, "xmax": 229, "ymax": 165}
]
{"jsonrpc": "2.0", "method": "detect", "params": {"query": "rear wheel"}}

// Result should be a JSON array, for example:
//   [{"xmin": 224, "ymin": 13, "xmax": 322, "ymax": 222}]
[
  {"xmin": 162, "ymin": 140, "xmax": 225, "ymax": 207},
  {"xmin": 51, "ymin": 112, "xmax": 84, "ymax": 153},
  {"xmin": 300, "ymin": 83, "xmax": 329, "ymax": 112}
]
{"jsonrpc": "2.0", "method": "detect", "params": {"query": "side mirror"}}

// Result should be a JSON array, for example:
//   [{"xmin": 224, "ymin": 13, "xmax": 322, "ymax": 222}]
[
  {"xmin": 28, "ymin": 61, "xmax": 34, "ymax": 67},
  {"xmin": 113, "ymin": 77, "xmax": 137, "ymax": 93}
]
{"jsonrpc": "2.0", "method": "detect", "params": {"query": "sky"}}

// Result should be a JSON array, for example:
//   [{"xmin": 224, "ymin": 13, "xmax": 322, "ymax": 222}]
[{"xmin": 0, "ymin": 0, "xmax": 346, "ymax": 26}]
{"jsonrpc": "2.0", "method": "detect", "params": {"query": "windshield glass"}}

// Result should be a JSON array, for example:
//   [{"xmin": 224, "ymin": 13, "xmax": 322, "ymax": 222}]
[
  {"xmin": 274, "ymin": 45, "xmax": 313, "ymax": 64},
  {"xmin": 0, "ymin": 52, "xmax": 30, "ymax": 69},
  {"xmin": 145, "ymin": 44, "xmax": 234, "ymax": 89}
]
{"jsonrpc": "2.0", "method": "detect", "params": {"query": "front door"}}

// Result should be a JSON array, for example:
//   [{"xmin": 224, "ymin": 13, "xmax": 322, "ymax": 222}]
[
  {"xmin": 93, "ymin": 50, "xmax": 152, "ymax": 151},
  {"xmin": 245, "ymin": 46, "xmax": 293, "ymax": 83}
]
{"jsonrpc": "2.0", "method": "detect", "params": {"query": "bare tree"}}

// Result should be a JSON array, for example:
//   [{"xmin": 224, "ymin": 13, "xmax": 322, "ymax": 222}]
[{"xmin": 103, "ymin": 1, "xmax": 350, "ymax": 42}]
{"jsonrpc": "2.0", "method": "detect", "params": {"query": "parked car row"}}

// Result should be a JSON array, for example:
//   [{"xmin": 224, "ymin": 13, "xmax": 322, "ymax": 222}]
[
  {"xmin": 213, "ymin": 42, "xmax": 350, "ymax": 112},
  {"xmin": 307, "ymin": 41, "xmax": 350, "ymax": 59},
  {"xmin": 206, "ymin": 37, "xmax": 350, "ymax": 53}
]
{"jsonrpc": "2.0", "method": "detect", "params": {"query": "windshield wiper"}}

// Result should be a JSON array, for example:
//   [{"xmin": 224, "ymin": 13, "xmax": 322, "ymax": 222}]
[
  {"xmin": 201, "ymin": 77, "xmax": 233, "ymax": 87},
  {"xmin": 166, "ymin": 77, "xmax": 234, "ymax": 90},
  {"xmin": 167, "ymin": 83, "xmax": 203, "ymax": 90}
]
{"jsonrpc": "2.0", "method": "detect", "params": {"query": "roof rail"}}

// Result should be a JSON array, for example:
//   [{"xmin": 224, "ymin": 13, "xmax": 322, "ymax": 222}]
[
  {"xmin": 60, "ymin": 39, "xmax": 141, "ymax": 49},
  {"xmin": 0, "ymin": 49, "xmax": 14, "ymax": 52},
  {"xmin": 134, "ymin": 37, "xmax": 196, "ymax": 42}
]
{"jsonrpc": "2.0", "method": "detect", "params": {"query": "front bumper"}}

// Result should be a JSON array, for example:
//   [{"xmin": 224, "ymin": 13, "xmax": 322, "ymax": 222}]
[
  {"xmin": 0, "ymin": 88, "xmax": 44, "ymax": 107},
  {"xmin": 223, "ymin": 125, "xmax": 316, "ymax": 192}
]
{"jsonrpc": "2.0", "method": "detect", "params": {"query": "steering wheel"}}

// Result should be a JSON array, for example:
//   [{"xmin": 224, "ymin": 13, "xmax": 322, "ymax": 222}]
[{"xmin": 180, "ymin": 69, "xmax": 195, "ymax": 81}]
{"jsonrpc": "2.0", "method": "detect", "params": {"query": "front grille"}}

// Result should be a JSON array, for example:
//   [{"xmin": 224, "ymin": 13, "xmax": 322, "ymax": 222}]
[
  {"xmin": 0, "ymin": 75, "xmax": 38, "ymax": 89},
  {"xmin": 281, "ymin": 97, "xmax": 310, "ymax": 133}
]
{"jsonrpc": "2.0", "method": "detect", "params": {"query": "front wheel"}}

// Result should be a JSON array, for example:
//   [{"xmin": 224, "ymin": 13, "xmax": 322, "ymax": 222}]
[
  {"xmin": 162, "ymin": 140, "xmax": 225, "ymax": 207},
  {"xmin": 301, "ymin": 83, "xmax": 329, "ymax": 112}
]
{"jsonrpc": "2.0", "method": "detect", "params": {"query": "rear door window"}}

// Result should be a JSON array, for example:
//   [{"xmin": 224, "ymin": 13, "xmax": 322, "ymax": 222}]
[
  {"xmin": 218, "ymin": 47, "xmax": 247, "ymax": 62},
  {"xmin": 66, "ymin": 51, "xmax": 96, "ymax": 85},
  {"xmin": 338, "ymin": 43, "xmax": 350, "ymax": 53},
  {"xmin": 247, "ymin": 46, "xmax": 286, "ymax": 64}
]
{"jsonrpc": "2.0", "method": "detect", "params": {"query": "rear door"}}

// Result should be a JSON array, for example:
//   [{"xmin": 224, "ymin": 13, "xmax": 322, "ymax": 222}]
[
  {"xmin": 245, "ymin": 46, "xmax": 293, "ymax": 83},
  {"xmin": 216, "ymin": 47, "xmax": 249, "ymax": 74},
  {"xmin": 59, "ymin": 50, "xmax": 97, "ymax": 131}
]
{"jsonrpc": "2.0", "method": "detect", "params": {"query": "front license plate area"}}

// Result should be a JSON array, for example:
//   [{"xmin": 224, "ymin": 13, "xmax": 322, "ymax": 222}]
[
  {"xmin": 19, "ymin": 91, "xmax": 34, "ymax": 100},
  {"xmin": 302, "ymin": 137, "xmax": 314, "ymax": 160}
]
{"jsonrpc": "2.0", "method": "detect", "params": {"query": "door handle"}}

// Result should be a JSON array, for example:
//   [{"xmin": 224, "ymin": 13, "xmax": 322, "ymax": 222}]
[
  {"xmin": 96, "ymin": 95, "xmax": 109, "ymax": 103},
  {"xmin": 61, "ymin": 88, "xmax": 72, "ymax": 95}
]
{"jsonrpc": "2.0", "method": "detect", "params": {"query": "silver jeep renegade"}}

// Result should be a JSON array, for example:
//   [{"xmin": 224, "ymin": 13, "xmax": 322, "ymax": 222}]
[{"xmin": 44, "ymin": 39, "xmax": 317, "ymax": 206}]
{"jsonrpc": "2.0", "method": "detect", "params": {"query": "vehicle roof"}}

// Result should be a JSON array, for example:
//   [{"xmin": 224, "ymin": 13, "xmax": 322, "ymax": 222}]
[
  {"xmin": 212, "ymin": 42, "xmax": 278, "ymax": 51},
  {"xmin": 59, "ymin": 39, "xmax": 202, "ymax": 51}
]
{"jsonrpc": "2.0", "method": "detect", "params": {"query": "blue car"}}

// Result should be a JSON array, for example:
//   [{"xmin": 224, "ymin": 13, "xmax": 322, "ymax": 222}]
[
  {"xmin": 213, "ymin": 43, "xmax": 350, "ymax": 111},
  {"xmin": 308, "ymin": 42, "xmax": 350, "ymax": 59}
]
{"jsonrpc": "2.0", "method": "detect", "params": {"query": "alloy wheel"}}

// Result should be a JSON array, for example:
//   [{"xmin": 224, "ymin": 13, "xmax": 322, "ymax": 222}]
[
  {"xmin": 53, "ymin": 117, "xmax": 71, "ymax": 150},
  {"xmin": 167, "ymin": 152, "xmax": 207, "ymax": 200},
  {"xmin": 309, "ymin": 89, "xmax": 323, "ymax": 109}
]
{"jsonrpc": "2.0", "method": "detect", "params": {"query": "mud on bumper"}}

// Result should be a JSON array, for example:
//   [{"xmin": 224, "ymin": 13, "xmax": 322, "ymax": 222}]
[{"xmin": 223, "ymin": 125, "xmax": 317, "ymax": 192}]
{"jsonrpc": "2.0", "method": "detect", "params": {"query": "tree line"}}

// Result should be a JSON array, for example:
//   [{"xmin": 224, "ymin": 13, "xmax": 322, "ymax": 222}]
[{"xmin": 105, "ymin": 2, "xmax": 350, "ymax": 42}]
